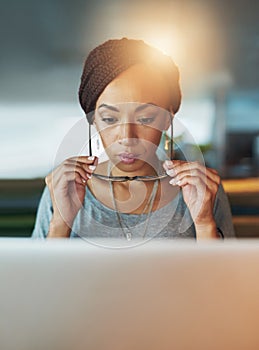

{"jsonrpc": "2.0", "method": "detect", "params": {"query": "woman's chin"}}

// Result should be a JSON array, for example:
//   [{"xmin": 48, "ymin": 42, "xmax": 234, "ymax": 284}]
[
  {"xmin": 118, "ymin": 160, "xmax": 142, "ymax": 172},
  {"xmin": 112, "ymin": 158, "xmax": 158, "ymax": 176},
  {"xmin": 108, "ymin": 157, "xmax": 141, "ymax": 172}
]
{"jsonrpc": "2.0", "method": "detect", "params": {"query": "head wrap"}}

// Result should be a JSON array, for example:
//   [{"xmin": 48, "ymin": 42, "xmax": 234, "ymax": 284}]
[{"xmin": 79, "ymin": 38, "xmax": 181, "ymax": 124}]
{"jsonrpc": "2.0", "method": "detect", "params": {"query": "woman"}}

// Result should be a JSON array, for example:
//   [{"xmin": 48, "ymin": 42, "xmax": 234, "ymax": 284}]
[{"xmin": 32, "ymin": 38, "xmax": 235, "ymax": 241}]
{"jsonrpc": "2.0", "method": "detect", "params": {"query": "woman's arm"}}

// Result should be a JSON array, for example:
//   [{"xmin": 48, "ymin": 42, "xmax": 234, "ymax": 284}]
[{"xmin": 31, "ymin": 186, "xmax": 53, "ymax": 239}]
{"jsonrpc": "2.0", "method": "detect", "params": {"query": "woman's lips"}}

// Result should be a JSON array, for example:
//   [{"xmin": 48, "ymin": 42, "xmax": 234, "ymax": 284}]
[{"xmin": 118, "ymin": 153, "xmax": 139, "ymax": 164}]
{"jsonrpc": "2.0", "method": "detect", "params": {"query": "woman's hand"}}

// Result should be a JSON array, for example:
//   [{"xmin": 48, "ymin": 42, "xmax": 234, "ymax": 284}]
[
  {"xmin": 45, "ymin": 156, "xmax": 98, "ymax": 238},
  {"xmin": 163, "ymin": 160, "xmax": 221, "ymax": 239}
]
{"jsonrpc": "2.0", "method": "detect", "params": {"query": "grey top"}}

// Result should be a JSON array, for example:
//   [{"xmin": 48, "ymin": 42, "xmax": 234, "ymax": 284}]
[{"xmin": 32, "ymin": 183, "xmax": 235, "ymax": 240}]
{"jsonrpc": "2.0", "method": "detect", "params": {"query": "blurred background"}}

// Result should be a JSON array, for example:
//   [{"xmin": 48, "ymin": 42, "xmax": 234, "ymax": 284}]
[{"xmin": 0, "ymin": 0, "xmax": 258, "ymax": 237}]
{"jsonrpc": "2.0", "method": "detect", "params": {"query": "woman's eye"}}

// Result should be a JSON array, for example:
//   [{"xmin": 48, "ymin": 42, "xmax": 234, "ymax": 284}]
[
  {"xmin": 101, "ymin": 116, "xmax": 118, "ymax": 125},
  {"xmin": 137, "ymin": 116, "xmax": 155, "ymax": 125}
]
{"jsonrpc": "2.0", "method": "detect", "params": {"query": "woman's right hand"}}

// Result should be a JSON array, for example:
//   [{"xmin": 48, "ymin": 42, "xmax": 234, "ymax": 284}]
[{"xmin": 45, "ymin": 156, "xmax": 98, "ymax": 238}]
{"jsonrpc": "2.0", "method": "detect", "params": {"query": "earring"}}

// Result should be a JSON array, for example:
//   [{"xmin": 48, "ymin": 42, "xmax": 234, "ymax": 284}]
[
  {"xmin": 163, "ymin": 131, "xmax": 170, "ymax": 151},
  {"xmin": 96, "ymin": 137, "xmax": 100, "ymax": 151}
]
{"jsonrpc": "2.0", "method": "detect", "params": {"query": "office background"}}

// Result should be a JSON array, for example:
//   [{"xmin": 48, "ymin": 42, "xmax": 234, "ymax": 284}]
[{"xmin": 0, "ymin": 0, "xmax": 258, "ymax": 236}]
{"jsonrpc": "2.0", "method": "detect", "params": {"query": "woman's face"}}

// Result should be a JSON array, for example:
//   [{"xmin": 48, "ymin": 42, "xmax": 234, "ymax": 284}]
[{"xmin": 94, "ymin": 63, "xmax": 173, "ymax": 174}]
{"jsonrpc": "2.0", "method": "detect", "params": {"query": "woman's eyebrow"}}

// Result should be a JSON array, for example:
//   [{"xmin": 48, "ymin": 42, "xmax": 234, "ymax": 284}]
[
  {"xmin": 98, "ymin": 104, "xmax": 120, "ymax": 112},
  {"xmin": 134, "ymin": 103, "xmax": 159, "ymax": 113},
  {"xmin": 98, "ymin": 102, "xmax": 159, "ymax": 113}
]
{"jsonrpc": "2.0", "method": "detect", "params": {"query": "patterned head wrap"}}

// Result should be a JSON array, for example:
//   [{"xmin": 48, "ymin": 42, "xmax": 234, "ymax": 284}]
[{"xmin": 79, "ymin": 38, "xmax": 181, "ymax": 124}]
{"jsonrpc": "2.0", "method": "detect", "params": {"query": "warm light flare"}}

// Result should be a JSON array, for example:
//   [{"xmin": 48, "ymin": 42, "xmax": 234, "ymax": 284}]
[
  {"xmin": 141, "ymin": 33, "xmax": 183, "ymax": 60},
  {"xmin": 82, "ymin": 0, "xmax": 226, "ymax": 93}
]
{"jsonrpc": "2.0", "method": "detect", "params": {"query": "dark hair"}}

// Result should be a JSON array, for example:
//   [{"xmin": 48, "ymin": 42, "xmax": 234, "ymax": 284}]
[{"xmin": 79, "ymin": 38, "xmax": 181, "ymax": 124}]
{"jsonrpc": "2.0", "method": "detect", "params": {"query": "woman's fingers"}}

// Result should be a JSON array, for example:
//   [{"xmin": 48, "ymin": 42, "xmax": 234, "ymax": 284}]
[
  {"xmin": 169, "ymin": 172, "xmax": 219, "ymax": 197},
  {"xmin": 62, "ymin": 162, "xmax": 95, "ymax": 180},
  {"xmin": 64, "ymin": 157, "xmax": 98, "ymax": 176},
  {"xmin": 163, "ymin": 159, "xmax": 219, "ymax": 207},
  {"xmin": 168, "ymin": 168, "xmax": 218, "ymax": 190},
  {"xmin": 49, "ymin": 166, "xmax": 85, "ymax": 187},
  {"xmin": 53, "ymin": 156, "xmax": 98, "ymax": 184},
  {"xmin": 46, "ymin": 156, "xmax": 99, "ymax": 195},
  {"xmin": 63, "ymin": 165, "xmax": 90, "ymax": 184},
  {"xmin": 169, "ymin": 173, "xmax": 201, "ymax": 187},
  {"xmin": 164, "ymin": 160, "xmax": 220, "ymax": 185},
  {"xmin": 68, "ymin": 155, "xmax": 98, "ymax": 166}
]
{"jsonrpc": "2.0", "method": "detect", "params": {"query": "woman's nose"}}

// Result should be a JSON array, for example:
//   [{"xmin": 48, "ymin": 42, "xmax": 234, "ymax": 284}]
[{"xmin": 118, "ymin": 122, "xmax": 138, "ymax": 146}]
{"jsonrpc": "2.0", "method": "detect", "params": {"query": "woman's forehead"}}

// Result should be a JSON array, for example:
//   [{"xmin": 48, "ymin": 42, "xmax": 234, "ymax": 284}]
[{"xmin": 96, "ymin": 64, "xmax": 171, "ymax": 109}]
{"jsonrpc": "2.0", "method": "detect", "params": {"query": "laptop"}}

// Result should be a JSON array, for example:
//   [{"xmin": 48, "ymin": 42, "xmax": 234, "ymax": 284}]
[{"xmin": 1, "ymin": 238, "xmax": 259, "ymax": 350}]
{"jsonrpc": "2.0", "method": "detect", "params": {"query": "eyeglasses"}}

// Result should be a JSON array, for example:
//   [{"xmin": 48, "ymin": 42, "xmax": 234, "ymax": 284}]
[
  {"xmin": 91, "ymin": 172, "xmax": 168, "ymax": 182},
  {"xmin": 88, "ymin": 112, "xmax": 173, "ymax": 182}
]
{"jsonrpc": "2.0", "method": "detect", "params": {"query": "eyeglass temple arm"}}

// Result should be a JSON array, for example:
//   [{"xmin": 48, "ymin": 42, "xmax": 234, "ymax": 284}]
[
  {"xmin": 170, "ymin": 113, "xmax": 173, "ymax": 160},
  {"xmin": 89, "ymin": 123, "xmax": 92, "ymax": 157}
]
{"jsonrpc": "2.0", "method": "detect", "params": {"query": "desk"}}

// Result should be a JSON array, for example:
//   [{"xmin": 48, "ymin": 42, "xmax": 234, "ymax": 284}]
[{"xmin": 222, "ymin": 178, "xmax": 259, "ymax": 237}]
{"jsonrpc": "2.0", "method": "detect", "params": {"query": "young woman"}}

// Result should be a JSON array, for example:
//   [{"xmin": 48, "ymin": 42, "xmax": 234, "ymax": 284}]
[{"xmin": 32, "ymin": 38, "xmax": 235, "ymax": 241}]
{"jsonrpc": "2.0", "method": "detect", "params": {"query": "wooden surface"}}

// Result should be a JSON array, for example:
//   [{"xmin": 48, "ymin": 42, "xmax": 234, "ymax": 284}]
[
  {"xmin": 222, "ymin": 177, "xmax": 259, "ymax": 206},
  {"xmin": 222, "ymin": 177, "xmax": 259, "ymax": 237},
  {"xmin": 222, "ymin": 177, "xmax": 259, "ymax": 194}
]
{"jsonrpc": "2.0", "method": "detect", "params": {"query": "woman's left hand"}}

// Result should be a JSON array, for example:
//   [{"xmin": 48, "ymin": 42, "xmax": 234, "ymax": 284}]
[{"xmin": 163, "ymin": 160, "xmax": 221, "ymax": 239}]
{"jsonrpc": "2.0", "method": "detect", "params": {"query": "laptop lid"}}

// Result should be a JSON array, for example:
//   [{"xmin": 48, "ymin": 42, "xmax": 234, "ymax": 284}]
[{"xmin": 0, "ymin": 238, "xmax": 259, "ymax": 350}]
